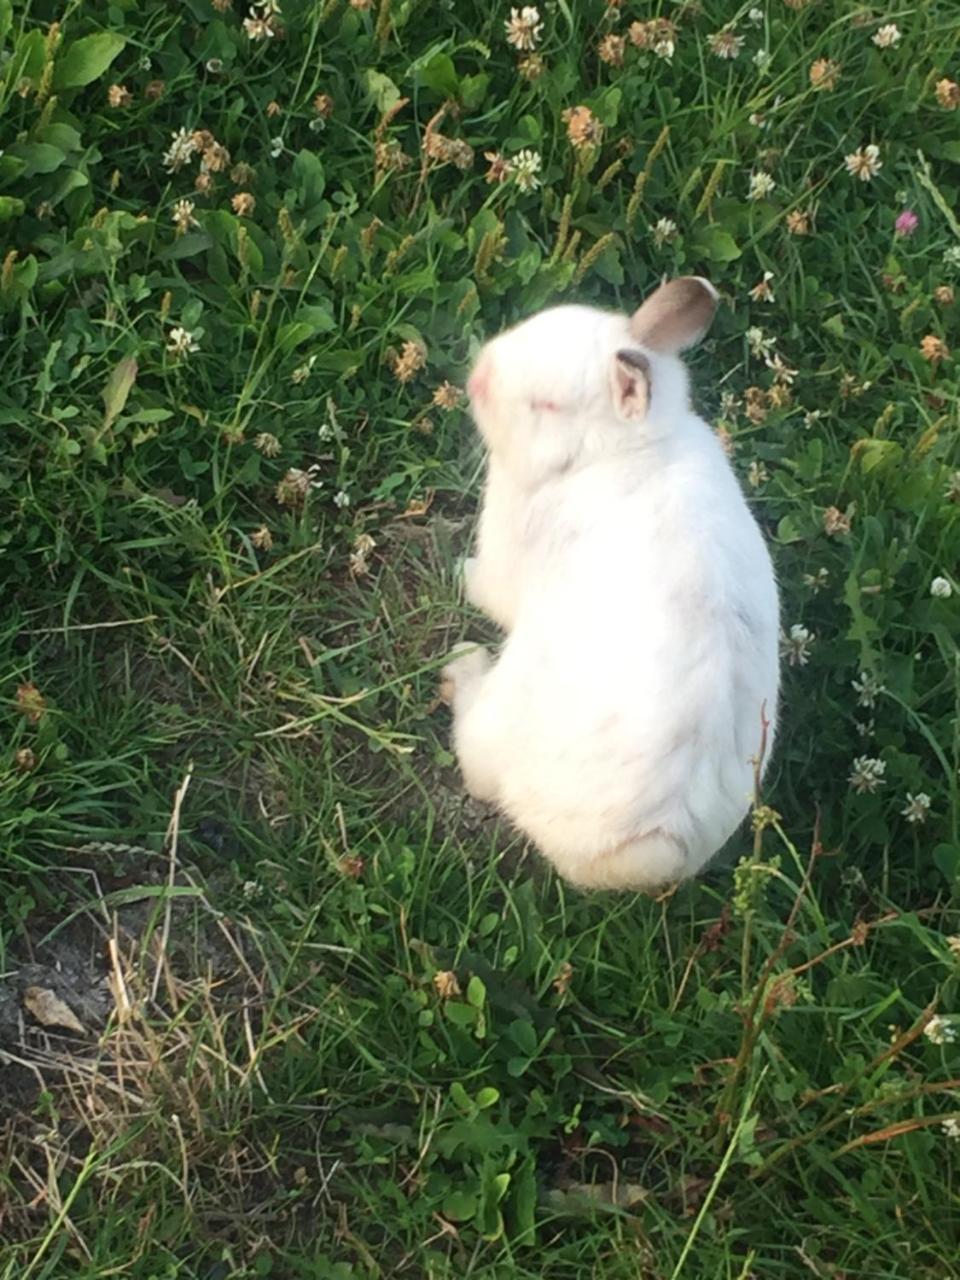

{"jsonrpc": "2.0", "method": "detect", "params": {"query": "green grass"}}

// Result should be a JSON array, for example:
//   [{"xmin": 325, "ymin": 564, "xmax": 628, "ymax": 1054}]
[{"xmin": 2, "ymin": 0, "xmax": 960, "ymax": 1275}]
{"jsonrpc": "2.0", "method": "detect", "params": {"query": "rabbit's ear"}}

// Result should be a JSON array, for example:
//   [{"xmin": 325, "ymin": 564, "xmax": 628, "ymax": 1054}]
[
  {"xmin": 630, "ymin": 276, "xmax": 718, "ymax": 353},
  {"xmin": 611, "ymin": 349, "xmax": 650, "ymax": 421}
]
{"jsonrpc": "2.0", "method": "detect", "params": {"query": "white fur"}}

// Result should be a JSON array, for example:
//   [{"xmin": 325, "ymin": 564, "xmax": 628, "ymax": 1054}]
[{"xmin": 444, "ymin": 293, "xmax": 780, "ymax": 892}]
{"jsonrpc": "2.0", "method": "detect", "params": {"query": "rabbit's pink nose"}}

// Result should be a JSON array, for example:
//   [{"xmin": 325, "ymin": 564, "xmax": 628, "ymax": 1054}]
[{"xmin": 468, "ymin": 358, "xmax": 491, "ymax": 402}]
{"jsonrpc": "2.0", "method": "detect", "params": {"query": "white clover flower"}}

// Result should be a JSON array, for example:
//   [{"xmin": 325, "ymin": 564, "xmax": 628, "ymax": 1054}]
[
  {"xmin": 750, "ymin": 270, "xmax": 775, "ymax": 303},
  {"xmin": 753, "ymin": 49, "xmax": 773, "ymax": 73},
  {"xmin": 851, "ymin": 671, "xmax": 885, "ymax": 709},
  {"xmin": 848, "ymin": 755, "xmax": 886, "ymax": 794},
  {"xmin": 901, "ymin": 793, "xmax": 931, "ymax": 824},
  {"xmin": 747, "ymin": 459, "xmax": 768, "ymax": 489},
  {"xmin": 652, "ymin": 216, "xmax": 679, "ymax": 247},
  {"xmin": 748, "ymin": 171, "xmax": 776, "ymax": 201},
  {"xmin": 317, "ymin": 421, "xmax": 334, "ymax": 442},
  {"xmin": 270, "ymin": 136, "xmax": 284, "ymax": 159},
  {"xmin": 504, "ymin": 6, "xmax": 543, "ymax": 51},
  {"xmin": 942, "ymin": 1118, "xmax": 960, "ymax": 1142},
  {"xmin": 780, "ymin": 624, "xmax": 814, "ymax": 667},
  {"xmin": 333, "ymin": 489, "xmax": 351, "ymax": 509},
  {"xmin": 162, "ymin": 127, "xmax": 198, "ymax": 174},
  {"xmin": 765, "ymin": 352, "xmax": 797, "ymax": 385},
  {"xmin": 924, "ymin": 1015, "xmax": 957, "ymax": 1046},
  {"xmin": 653, "ymin": 36, "xmax": 675, "ymax": 61},
  {"xmin": 243, "ymin": 12, "xmax": 278, "ymax": 40},
  {"xmin": 844, "ymin": 144, "xmax": 882, "ymax": 182},
  {"xmin": 720, "ymin": 390, "xmax": 741, "ymax": 418},
  {"xmin": 944, "ymin": 245, "xmax": 960, "ymax": 270},
  {"xmin": 243, "ymin": 18, "xmax": 269, "ymax": 39},
  {"xmin": 872, "ymin": 24, "xmax": 901, "ymax": 49},
  {"xmin": 709, "ymin": 29, "xmax": 744, "ymax": 60},
  {"xmin": 748, "ymin": 8, "xmax": 764, "ymax": 25},
  {"xmin": 931, "ymin": 576, "xmax": 953, "ymax": 599},
  {"xmin": 511, "ymin": 148, "xmax": 542, "ymax": 193},
  {"xmin": 171, "ymin": 198, "xmax": 198, "ymax": 235},
  {"xmin": 166, "ymin": 326, "xmax": 200, "ymax": 357},
  {"xmin": 746, "ymin": 326, "xmax": 776, "ymax": 358},
  {"xmin": 291, "ymin": 355, "xmax": 317, "ymax": 385},
  {"xmin": 276, "ymin": 466, "xmax": 323, "ymax": 506}
]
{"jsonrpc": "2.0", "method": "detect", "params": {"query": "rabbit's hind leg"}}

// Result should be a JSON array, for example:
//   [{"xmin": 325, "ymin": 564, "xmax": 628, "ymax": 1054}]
[{"xmin": 569, "ymin": 830, "xmax": 688, "ymax": 894}]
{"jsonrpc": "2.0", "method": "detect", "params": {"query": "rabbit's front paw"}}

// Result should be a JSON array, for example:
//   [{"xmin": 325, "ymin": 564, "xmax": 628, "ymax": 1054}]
[{"xmin": 439, "ymin": 642, "xmax": 490, "ymax": 706}]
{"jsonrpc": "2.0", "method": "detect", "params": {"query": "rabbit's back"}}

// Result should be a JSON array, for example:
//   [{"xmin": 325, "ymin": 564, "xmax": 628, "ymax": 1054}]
[{"xmin": 461, "ymin": 416, "xmax": 778, "ymax": 878}]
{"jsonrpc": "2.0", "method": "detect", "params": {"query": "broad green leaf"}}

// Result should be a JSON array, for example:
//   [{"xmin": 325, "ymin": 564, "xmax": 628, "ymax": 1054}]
[
  {"xmin": 416, "ymin": 51, "xmax": 458, "ymax": 97},
  {"xmin": 0, "ymin": 155, "xmax": 26, "ymax": 189},
  {"xmin": 36, "ymin": 123, "xmax": 82, "ymax": 153},
  {"xmin": 507, "ymin": 1019, "xmax": 537, "ymax": 1055},
  {"xmin": 444, "ymin": 1001, "xmax": 477, "ymax": 1028},
  {"xmin": 293, "ymin": 304, "xmax": 336, "ymax": 334},
  {"xmin": 102, "ymin": 357, "xmax": 138, "ymax": 430},
  {"xmin": 276, "ymin": 322, "xmax": 314, "ymax": 354},
  {"xmin": 933, "ymin": 844, "xmax": 960, "ymax": 882},
  {"xmin": 858, "ymin": 439, "xmax": 903, "ymax": 475},
  {"xmin": 292, "ymin": 150, "xmax": 325, "ymax": 208},
  {"xmin": 449, "ymin": 1081, "xmax": 471, "ymax": 1111},
  {"xmin": 54, "ymin": 32, "xmax": 126, "ymax": 90},
  {"xmin": 14, "ymin": 143, "xmax": 67, "ymax": 177},
  {"xmin": 0, "ymin": 196, "xmax": 25, "ymax": 221},
  {"xmin": 443, "ymin": 1190, "xmax": 477, "ymax": 1221},
  {"xmin": 460, "ymin": 73, "xmax": 489, "ymax": 111},
  {"xmin": 512, "ymin": 1157, "xmax": 537, "ymax": 1244},
  {"xmin": 364, "ymin": 69, "xmax": 401, "ymax": 113},
  {"xmin": 774, "ymin": 515, "xmax": 803, "ymax": 544},
  {"xmin": 466, "ymin": 975, "xmax": 486, "ymax": 1009},
  {"xmin": 9, "ymin": 28, "xmax": 44, "ymax": 85},
  {"xmin": 692, "ymin": 227, "xmax": 741, "ymax": 263},
  {"xmin": 47, "ymin": 167, "xmax": 91, "ymax": 208}
]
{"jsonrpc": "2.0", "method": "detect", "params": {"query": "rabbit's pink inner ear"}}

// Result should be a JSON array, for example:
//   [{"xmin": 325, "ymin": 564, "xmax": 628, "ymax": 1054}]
[
  {"xmin": 629, "ymin": 276, "xmax": 718, "ymax": 353},
  {"xmin": 612, "ymin": 350, "xmax": 650, "ymax": 421}
]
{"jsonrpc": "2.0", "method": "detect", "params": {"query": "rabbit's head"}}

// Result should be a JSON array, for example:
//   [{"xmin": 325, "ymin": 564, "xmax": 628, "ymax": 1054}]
[{"xmin": 467, "ymin": 276, "xmax": 718, "ymax": 482}]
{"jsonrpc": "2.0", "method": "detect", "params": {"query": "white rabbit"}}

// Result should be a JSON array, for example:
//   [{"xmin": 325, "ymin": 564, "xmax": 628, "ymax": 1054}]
[{"xmin": 441, "ymin": 276, "xmax": 780, "ymax": 892}]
